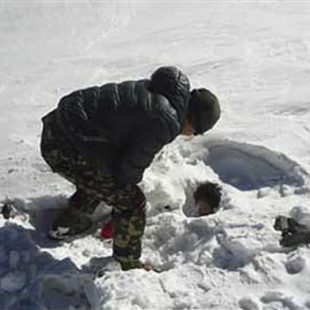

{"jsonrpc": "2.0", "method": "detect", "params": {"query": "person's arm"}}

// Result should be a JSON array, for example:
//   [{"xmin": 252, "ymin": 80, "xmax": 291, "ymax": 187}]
[
  {"xmin": 115, "ymin": 123, "xmax": 167, "ymax": 185},
  {"xmin": 115, "ymin": 96, "xmax": 180, "ymax": 185}
]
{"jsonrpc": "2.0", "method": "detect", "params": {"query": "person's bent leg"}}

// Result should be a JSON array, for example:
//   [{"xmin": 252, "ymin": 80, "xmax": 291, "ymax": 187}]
[
  {"xmin": 73, "ymin": 172, "xmax": 147, "ymax": 270},
  {"xmin": 68, "ymin": 189, "xmax": 100, "ymax": 215},
  {"xmin": 111, "ymin": 186, "xmax": 146, "ymax": 270},
  {"xmin": 41, "ymin": 122, "xmax": 101, "ymax": 237},
  {"xmin": 42, "ymin": 123, "xmax": 147, "ymax": 266}
]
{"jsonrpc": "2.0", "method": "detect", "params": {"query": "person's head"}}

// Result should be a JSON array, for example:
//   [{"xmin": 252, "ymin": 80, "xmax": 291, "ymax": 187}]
[
  {"xmin": 193, "ymin": 182, "xmax": 222, "ymax": 216},
  {"xmin": 181, "ymin": 88, "xmax": 220, "ymax": 136}
]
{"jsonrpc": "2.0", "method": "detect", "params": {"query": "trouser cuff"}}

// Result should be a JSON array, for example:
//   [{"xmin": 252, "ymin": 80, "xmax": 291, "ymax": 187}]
[{"xmin": 113, "ymin": 255, "xmax": 142, "ymax": 271}]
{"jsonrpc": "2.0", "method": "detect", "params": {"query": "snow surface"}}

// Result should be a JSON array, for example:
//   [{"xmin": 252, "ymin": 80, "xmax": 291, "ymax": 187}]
[{"xmin": 1, "ymin": 1, "xmax": 310, "ymax": 309}]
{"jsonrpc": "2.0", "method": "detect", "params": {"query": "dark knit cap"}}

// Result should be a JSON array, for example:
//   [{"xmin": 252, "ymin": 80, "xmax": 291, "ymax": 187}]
[{"xmin": 187, "ymin": 88, "xmax": 220, "ymax": 134}]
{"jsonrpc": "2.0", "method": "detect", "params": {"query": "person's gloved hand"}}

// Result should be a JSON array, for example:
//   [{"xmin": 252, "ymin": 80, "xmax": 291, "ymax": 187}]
[{"xmin": 101, "ymin": 221, "xmax": 113, "ymax": 239}]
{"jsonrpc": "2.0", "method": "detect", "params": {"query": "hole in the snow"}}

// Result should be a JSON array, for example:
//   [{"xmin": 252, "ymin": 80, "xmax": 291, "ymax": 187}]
[{"xmin": 203, "ymin": 141, "xmax": 306, "ymax": 191}]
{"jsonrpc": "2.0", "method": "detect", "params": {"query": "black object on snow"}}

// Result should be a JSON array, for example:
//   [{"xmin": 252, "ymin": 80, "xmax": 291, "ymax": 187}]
[
  {"xmin": 1, "ymin": 201, "xmax": 14, "ymax": 219},
  {"xmin": 274, "ymin": 216, "xmax": 310, "ymax": 247}
]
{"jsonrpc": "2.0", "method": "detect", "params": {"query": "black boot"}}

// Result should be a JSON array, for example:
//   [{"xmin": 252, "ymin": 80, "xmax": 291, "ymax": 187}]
[
  {"xmin": 48, "ymin": 208, "xmax": 93, "ymax": 240},
  {"xmin": 47, "ymin": 190, "xmax": 99, "ymax": 240}
]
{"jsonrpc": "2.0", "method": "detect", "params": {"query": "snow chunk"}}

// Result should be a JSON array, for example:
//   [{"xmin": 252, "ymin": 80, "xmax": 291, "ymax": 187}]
[
  {"xmin": 239, "ymin": 297, "xmax": 260, "ymax": 310},
  {"xmin": 290, "ymin": 206, "xmax": 310, "ymax": 228},
  {"xmin": 285, "ymin": 253, "xmax": 306, "ymax": 274}
]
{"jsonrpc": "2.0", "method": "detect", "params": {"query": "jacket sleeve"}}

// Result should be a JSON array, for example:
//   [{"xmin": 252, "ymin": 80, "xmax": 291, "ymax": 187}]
[{"xmin": 115, "ymin": 94, "xmax": 180, "ymax": 185}]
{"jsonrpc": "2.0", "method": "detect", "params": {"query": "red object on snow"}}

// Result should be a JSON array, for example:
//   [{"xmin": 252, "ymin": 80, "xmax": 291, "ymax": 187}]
[{"xmin": 101, "ymin": 221, "xmax": 114, "ymax": 239}]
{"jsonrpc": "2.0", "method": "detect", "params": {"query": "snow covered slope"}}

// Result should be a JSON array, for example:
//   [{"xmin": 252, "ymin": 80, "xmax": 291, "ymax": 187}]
[{"xmin": 1, "ymin": 1, "xmax": 310, "ymax": 309}]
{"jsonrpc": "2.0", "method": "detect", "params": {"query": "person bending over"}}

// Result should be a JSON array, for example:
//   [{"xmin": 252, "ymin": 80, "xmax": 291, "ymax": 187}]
[{"xmin": 40, "ymin": 66, "xmax": 220, "ymax": 271}]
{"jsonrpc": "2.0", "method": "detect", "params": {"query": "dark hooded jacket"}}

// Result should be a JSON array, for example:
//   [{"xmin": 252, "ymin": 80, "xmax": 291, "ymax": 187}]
[{"xmin": 42, "ymin": 66, "xmax": 190, "ymax": 184}]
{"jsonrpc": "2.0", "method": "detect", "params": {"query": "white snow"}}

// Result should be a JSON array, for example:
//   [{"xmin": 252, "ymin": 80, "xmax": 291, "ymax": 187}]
[{"xmin": 1, "ymin": 1, "xmax": 310, "ymax": 309}]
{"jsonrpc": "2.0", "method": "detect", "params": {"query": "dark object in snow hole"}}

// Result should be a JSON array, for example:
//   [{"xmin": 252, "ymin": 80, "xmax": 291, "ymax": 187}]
[
  {"xmin": 193, "ymin": 182, "xmax": 222, "ymax": 216},
  {"xmin": 163, "ymin": 205, "xmax": 172, "ymax": 211}
]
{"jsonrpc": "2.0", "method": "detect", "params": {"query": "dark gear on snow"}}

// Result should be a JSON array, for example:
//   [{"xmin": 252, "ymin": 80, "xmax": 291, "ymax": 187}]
[
  {"xmin": 187, "ymin": 88, "xmax": 220, "ymax": 135},
  {"xmin": 1, "ymin": 202, "xmax": 14, "ymax": 220},
  {"xmin": 1, "ymin": 199, "xmax": 20, "ymax": 220},
  {"xmin": 41, "ymin": 66, "xmax": 191, "ymax": 270},
  {"xmin": 274, "ymin": 216, "xmax": 310, "ymax": 247}
]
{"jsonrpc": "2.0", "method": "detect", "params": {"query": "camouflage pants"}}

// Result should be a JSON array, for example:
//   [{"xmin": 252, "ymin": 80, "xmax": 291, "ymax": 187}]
[{"xmin": 40, "ymin": 121, "xmax": 146, "ymax": 270}]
